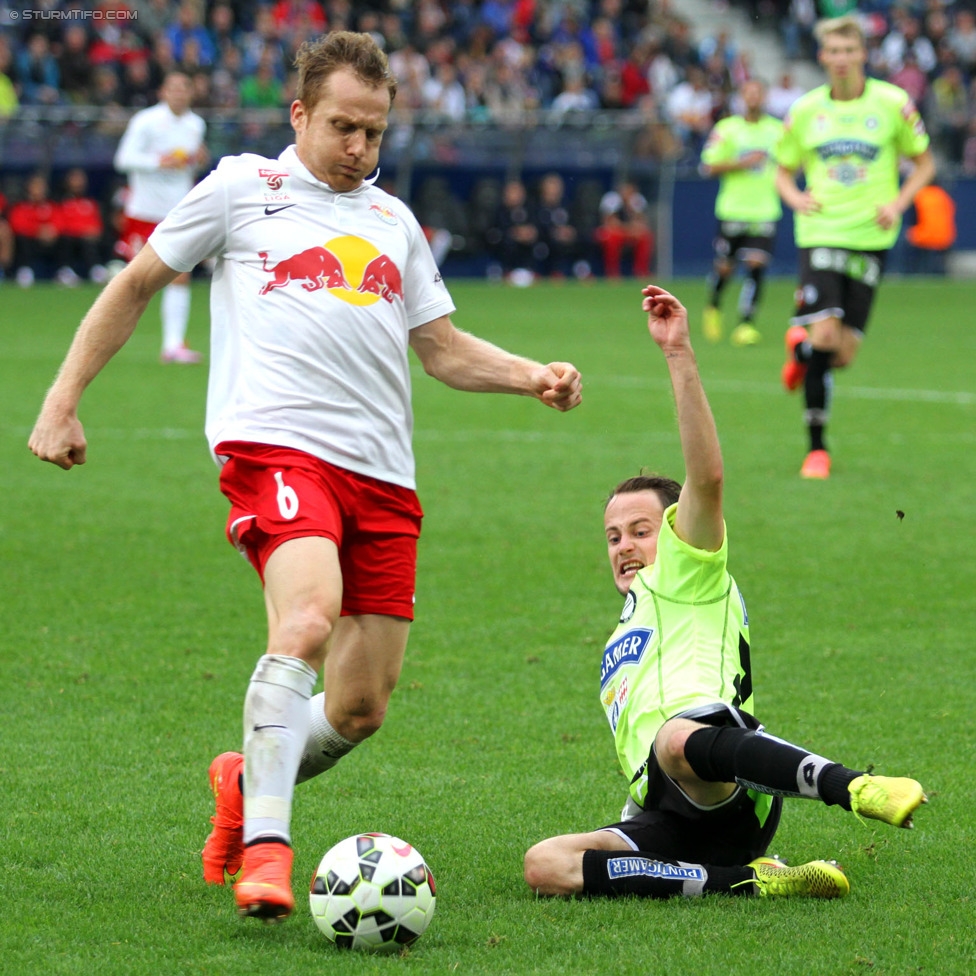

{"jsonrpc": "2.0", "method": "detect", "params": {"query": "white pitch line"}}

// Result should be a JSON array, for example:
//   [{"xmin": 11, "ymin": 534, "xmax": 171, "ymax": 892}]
[
  {"xmin": 585, "ymin": 375, "xmax": 976, "ymax": 405},
  {"xmin": 6, "ymin": 376, "xmax": 973, "ymax": 446}
]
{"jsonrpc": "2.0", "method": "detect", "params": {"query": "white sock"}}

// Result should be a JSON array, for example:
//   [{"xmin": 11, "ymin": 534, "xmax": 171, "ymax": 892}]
[
  {"xmin": 161, "ymin": 282, "xmax": 191, "ymax": 353},
  {"xmin": 296, "ymin": 692, "xmax": 357, "ymax": 783},
  {"xmin": 242, "ymin": 654, "xmax": 317, "ymax": 845}
]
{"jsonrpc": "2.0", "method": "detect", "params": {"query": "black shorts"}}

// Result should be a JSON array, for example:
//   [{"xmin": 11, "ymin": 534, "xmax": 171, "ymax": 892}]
[
  {"xmin": 600, "ymin": 705, "xmax": 783, "ymax": 867},
  {"xmin": 714, "ymin": 221, "xmax": 775, "ymax": 264},
  {"xmin": 791, "ymin": 246, "xmax": 888, "ymax": 335}
]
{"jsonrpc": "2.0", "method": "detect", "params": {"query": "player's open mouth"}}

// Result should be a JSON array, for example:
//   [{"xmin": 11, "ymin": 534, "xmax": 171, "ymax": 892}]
[{"xmin": 620, "ymin": 560, "xmax": 643, "ymax": 577}]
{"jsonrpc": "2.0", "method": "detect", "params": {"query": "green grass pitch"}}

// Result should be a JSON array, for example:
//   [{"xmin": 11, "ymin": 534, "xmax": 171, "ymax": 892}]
[{"xmin": 2, "ymin": 276, "xmax": 975, "ymax": 974}]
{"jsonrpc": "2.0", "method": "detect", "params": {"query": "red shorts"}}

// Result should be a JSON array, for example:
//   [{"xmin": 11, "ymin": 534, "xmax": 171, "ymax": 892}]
[
  {"xmin": 118, "ymin": 216, "xmax": 158, "ymax": 262},
  {"xmin": 216, "ymin": 441, "xmax": 423, "ymax": 620}
]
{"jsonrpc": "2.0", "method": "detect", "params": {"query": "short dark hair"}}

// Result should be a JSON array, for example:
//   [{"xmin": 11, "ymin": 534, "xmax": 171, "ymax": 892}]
[
  {"xmin": 605, "ymin": 474, "xmax": 682, "ymax": 512},
  {"xmin": 294, "ymin": 31, "xmax": 397, "ymax": 112}
]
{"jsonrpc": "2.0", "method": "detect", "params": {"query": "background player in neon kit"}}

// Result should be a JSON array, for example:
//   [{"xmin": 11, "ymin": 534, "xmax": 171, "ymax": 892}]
[
  {"xmin": 114, "ymin": 71, "xmax": 207, "ymax": 364},
  {"xmin": 29, "ymin": 31, "xmax": 582, "ymax": 922},
  {"xmin": 700, "ymin": 79, "xmax": 783, "ymax": 347},
  {"xmin": 775, "ymin": 15, "xmax": 935, "ymax": 479},
  {"xmin": 522, "ymin": 285, "xmax": 925, "ymax": 902}
]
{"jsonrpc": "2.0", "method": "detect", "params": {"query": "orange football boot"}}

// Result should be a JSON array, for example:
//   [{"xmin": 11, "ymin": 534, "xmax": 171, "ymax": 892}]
[
  {"xmin": 235, "ymin": 842, "xmax": 295, "ymax": 921},
  {"xmin": 800, "ymin": 449, "xmax": 831, "ymax": 479},
  {"xmin": 781, "ymin": 325, "xmax": 809, "ymax": 392},
  {"xmin": 202, "ymin": 751, "xmax": 244, "ymax": 885}
]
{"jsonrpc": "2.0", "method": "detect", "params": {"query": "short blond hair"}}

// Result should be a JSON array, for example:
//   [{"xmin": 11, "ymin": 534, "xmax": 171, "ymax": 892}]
[
  {"xmin": 294, "ymin": 31, "xmax": 397, "ymax": 112},
  {"xmin": 814, "ymin": 14, "xmax": 865, "ymax": 47}
]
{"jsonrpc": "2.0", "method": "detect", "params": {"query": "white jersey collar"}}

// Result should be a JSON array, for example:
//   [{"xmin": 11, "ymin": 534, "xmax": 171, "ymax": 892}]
[{"xmin": 279, "ymin": 145, "xmax": 379, "ymax": 195}]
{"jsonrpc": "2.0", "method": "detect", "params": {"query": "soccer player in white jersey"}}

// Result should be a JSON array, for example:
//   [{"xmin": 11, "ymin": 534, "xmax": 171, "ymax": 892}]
[
  {"xmin": 114, "ymin": 71, "xmax": 207, "ymax": 364},
  {"xmin": 29, "ymin": 32, "xmax": 582, "ymax": 922},
  {"xmin": 522, "ymin": 284, "xmax": 926, "ymax": 903}
]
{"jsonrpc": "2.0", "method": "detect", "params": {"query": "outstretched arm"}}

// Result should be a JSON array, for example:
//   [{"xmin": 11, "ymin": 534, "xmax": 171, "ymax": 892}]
[
  {"xmin": 642, "ymin": 285, "xmax": 724, "ymax": 552},
  {"xmin": 409, "ymin": 314, "xmax": 582, "ymax": 412},
  {"xmin": 29, "ymin": 244, "xmax": 180, "ymax": 469}
]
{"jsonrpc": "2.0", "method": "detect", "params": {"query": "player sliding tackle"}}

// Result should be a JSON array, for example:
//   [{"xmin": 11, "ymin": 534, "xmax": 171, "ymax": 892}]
[{"xmin": 523, "ymin": 284, "xmax": 926, "ymax": 901}]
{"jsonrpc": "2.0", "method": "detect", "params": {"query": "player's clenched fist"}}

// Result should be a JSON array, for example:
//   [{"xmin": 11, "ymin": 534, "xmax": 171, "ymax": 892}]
[
  {"xmin": 29, "ymin": 408, "xmax": 88, "ymax": 470},
  {"xmin": 535, "ymin": 362, "xmax": 582, "ymax": 411}
]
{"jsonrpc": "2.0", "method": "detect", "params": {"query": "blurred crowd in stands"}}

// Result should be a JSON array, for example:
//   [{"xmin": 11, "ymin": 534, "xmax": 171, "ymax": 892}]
[
  {"xmin": 1, "ymin": 0, "xmax": 975, "ymax": 284},
  {"xmin": 0, "ymin": 0, "xmax": 971, "ymax": 164}
]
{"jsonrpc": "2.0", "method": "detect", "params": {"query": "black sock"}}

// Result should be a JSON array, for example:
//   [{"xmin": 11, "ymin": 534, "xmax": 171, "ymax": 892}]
[
  {"xmin": 684, "ymin": 726, "xmax": 859, "ymax": 806},
  {"xmin": 803, "ymin": 348, "xmax": 833, "ymax": 452},
  {"xmin": 738, "ymin": 266, "xmax": 764, "ymax": 321},
  {"xmin": 818, "ymin": 764, "xmax": 862, "ymax": 809},
  {"xmin": 707, "ymin": 271, "xmax": 729, "ymax": 307},
  {"xmin": 581, "ymin": 849, "xmax": 753, "ymax": 898}
]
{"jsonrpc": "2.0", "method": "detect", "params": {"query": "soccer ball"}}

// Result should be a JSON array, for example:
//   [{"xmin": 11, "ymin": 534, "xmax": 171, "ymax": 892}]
[{"xmin": 309, "ymin": 833, "xmax": 436, "ymax": 952}]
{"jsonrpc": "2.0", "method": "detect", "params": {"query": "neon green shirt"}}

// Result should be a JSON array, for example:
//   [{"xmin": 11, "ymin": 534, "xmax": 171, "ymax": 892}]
[
  {"xmin": 600, "ymin": 505, "xmax": 753, "ymax": 807},
  {"xmin": 701, "ymin": 114, "xmax": 783, "ymax": 223},
  {"xmin": 776, "ymin": 78, "xmax": 930, "ymax": 250}
]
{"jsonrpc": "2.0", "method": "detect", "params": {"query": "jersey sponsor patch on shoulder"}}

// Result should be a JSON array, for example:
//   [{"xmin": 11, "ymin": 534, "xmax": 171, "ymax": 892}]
[{"xmin": 600, "ymin": 628, "xmax": 653, "ymax": 687}]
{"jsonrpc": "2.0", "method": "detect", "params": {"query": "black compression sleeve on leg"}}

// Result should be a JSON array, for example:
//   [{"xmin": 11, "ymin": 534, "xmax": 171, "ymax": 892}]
[{"xmin": 804, "ymin": 348, "xmax": 833, "ymax": 414}]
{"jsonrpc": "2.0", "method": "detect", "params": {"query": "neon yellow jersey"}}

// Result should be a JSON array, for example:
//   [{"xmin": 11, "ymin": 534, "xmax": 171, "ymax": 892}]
[
  {"xmin": 701, "ymin": 114, "xmax": 784, "ymax": 223},
  {"xmin": 599, "ymin": 505, "xmax": 753, "ymax": 807},
  {"xmin": 776, "ymin": 78, "xmax": 930, "ymax": 250}
]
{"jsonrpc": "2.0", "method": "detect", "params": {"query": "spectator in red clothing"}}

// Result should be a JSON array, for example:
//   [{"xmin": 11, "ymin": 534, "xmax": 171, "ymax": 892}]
[
  {"xmin": 57, "ymin": 168, "xmax": 107, "ymax": 285},
  {"xmin": 594, "ymin": 181, "xmax": 654, "ymax": 278},
  {"xmin": 8, "ymin": 172, "xmax": 62, "ymax": 286},
  {"xmin": 271, "ymin": 0, "xmax": 326, "ymax": 46},
  {"xmin": 619, "ymin": 42, "xmax": 652, "ymax": 107}
]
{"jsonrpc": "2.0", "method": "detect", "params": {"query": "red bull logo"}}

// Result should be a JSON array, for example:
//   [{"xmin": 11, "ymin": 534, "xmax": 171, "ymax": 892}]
[
  {"xmin": 357, "ymin": 253, "xmax": 403, "ymax": 304},
  {"xmin": 369, "ymin": 203, "xmax": 399, "ymax": 225},
  {"xmin": 259, "ymin": 247, "xmax": 351, "ymax": 294},
  {"xmin": 258, "ymin": 235, "xmax": 403, "ymax": 306}
]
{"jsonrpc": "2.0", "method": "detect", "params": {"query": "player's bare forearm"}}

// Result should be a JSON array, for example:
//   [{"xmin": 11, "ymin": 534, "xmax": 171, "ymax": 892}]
[
  {"xmin": 643, "ymin": 285, "xmax": 724, "ymax": 551},
  {"xmin": 29, "ymin": 246, "xmax": 179, "ymax": 468},
  {"xmin": 775, "ymin": 166, "xmax": 816, "ymax": 212},
  {"xmin": 410, "ymin": 317, "xmax": 582, "ymax": 411},
  {"xmin": 898, "ymin": 150, "xmax": 936, "ymax": 213}
]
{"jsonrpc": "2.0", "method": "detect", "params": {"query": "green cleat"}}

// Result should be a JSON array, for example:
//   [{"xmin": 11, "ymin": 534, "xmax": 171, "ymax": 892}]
[
  {"xmin": 747, "ymin": 856, "xmax": 850, "ymax": 899},
  {"xmin": 703, "ymin": 305, "xmax": 723, "ymax": 343},
  {"xmin": 848, "ymin": 774, "xmax": 927, "ymax": 828},
  {"xmin": 730, "ymin": 323, "xmax": 762, "ymax": 346}
]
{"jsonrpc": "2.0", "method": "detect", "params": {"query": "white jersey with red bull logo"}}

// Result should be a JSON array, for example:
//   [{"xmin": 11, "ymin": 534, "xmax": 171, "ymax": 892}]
[
  {"xmin": 147, "ymin": 145, "xmax": 456, "ymax": 489},
  {"xmin": 114, "ymin": 102, "xmax": 207, "ymax": 223}
]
